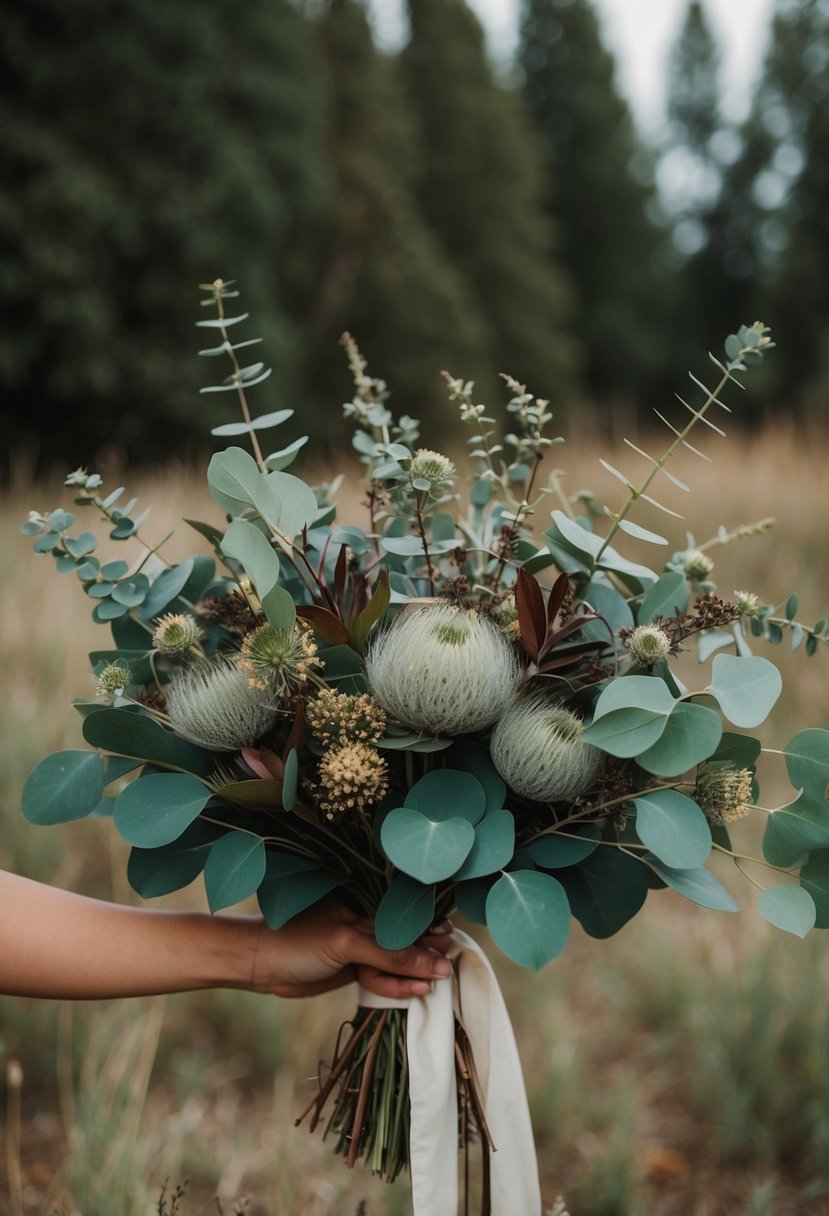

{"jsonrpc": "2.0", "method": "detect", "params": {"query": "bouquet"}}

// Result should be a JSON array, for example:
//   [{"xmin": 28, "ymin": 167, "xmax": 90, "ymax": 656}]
[{"xmin": 21, "ymin": 281, "xmax": 829, "ymax": 1215}]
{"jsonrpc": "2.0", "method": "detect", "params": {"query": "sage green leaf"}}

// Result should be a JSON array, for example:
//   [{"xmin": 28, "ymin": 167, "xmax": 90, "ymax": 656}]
[
  {"xmin": 63, "ymin": 532, "xmax": 97, "ymax": 558},
  {"xmin": 617, "ymin": 518, "xmax": 669, "ymax": 545},
  {"xmin": 282, "ymin": 749, "xmax": 298, "ymax": 811},
  {"xmin": 208, "ymin": 447, "xmax": 282, "ymax": 526},
  {"xmin": 127, "ymin": 823, "xmax": 214, "ymax": 897},
  {"xmin": 446, "ymin": 743, "xmax": 507, "ymax": 814},
  {"xmin": 559, "ymin": 847, "xmax": 648, "ymax": 938},
  {"xmin": 528, "ymin": 823, "xmax": 601, "ymax": 869},
  {"xmin": 591, "ymin": 675, "xmax": 676, "ymax": 721},
  {"xmin": 644, "ymin": 854, "xmax": 739, "ymax": 911},
  {"xmin": 486, "ymin": 871, "xmax": 570, "ymax": 971},
  {"xmin": 267, "ymin": 471, "xmax": 318, "ymax": 540},
  {"xmin": 636, "ymin": 703, "xmax": 723, "ymax": 777},
  {"xmin": 113, "ymin": 772, "xmax": 210, "ymax": 847},
  {"xmin": 211, "ymin": 409, "xmax": 291, "ymax": 437},
  {"xmin": 404, "ymin": 769, "xmax": 487, "ymax": 825},
  {"xmin": 582, "ymin": 706, "xmax": 671, "ymax": 758},
  {"xmin": 762, "ymin": 794, "xmax": 829, "ymax": 867},
  {"xmin": 454, "ymin": 811, "xmax": 515, "ymax": 881},
  {"xmin": 375, "ymin": 875, "xmax": 435, "ymax": 949},
  {"xmin": 757, "ymin": 885, "xmax": 816, "ymax": 938},
  {"xmin": 706, "ymin": 654, "xmax": 782, "ymax": 728},
  {"xmin": 83, "ymin": 708, "xmax": 211, "ymax": 775},
  {"xmin": 203, "ymin": 831, "xmax": 266, "ymax": 912},
  {"xmin": 261, "ymin": 583, "xmax": 297, "ymax": 631},
  {"xmin": 380, "ymin": 808, "xmax": 474, "ymax": 883},
  {"xmin": 90, "ymin": 648, "xmax": 153, "ymax": 685},
  {"xmin": 111, "ymin": 574, "xmax": 150, "ymax": 608},
  {"xmin": 454, "ymin": 877, "xmax": 495, "ymax": 925},
  {"xmin": 22, "ymin": 750, "xmax": 105, "ymax": 825},
  {"xmin": 221, "ymin": 519, "xmax": 280, "ymax": 597},
  {"xmin": 781, "ymin": 729, "xmax": 829, "ymax": 799},
  {"xmin": 139, "ymin": 559, "xmax": 195, "ymax": 620},
  {"xmin": 381, "ymin": 535, "xmax": 458, "ymax": 557},
  {"xmin": 581, "ymin": 580, "xmax": 633, "ymax": 644},
  {"xmin": 265, "ymin": 437, "xmax": 310, "ymax": 471},
  {"xmin": 713, "ymin": 732, "xmax": 762, "ymax": 769},
  {"xmin": 638, "ymin": 571, "xmax": 688, "ymax": 624},
  {"xmin": 258, "ymin": 871, "xmax": 342, "ymax": 931},
  {"xmin": 633, "ymin": 790, "xmax": 712, "ymax": 868},
  {"xmin": 92, "ymin": 599, "xmax": 129, "ymax": 622},
  {"xmin": 799, "ymin": 851, "xmax": 829, "ymax": 928}
]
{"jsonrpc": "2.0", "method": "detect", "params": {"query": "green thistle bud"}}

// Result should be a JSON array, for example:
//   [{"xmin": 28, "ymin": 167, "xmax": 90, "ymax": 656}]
[
  {"xmin": 92, "ymin": 661, "xmax": 131, "ymax": 704},
  {"xmin": 696, "ymin": 763, "xmax": 753, "ymax": 825},
  {"xmin": 683, "ymin": 549, "xmax": 714, "ymax": 581},
  {"xmin": 238, "ymin": 623, "xmax": 319, "ymax": 698},
  {"xmin": 733, "ymin": 590, "xmax": 760, "ymax": 618},
  {"xmin": 490, "ymin": 698, "xmax": 601, "ymax": 804},
  {"xmin": 365, "ymin": 605, "xmax": 522, "ymax": 737},
  {"xmin": 626, "ymin": 624, "xmax": 671, "ymax": 667},
  {"xmin": 152, "ymin": 612, "xmax": 202, "ymax": 657},
  {"xmin": 408, "ymin": 449, "xmax": 456, "ymax": 492},
  {"xmin": 166, "ymin": 659, "xmax": 279, "ymax": 751}
]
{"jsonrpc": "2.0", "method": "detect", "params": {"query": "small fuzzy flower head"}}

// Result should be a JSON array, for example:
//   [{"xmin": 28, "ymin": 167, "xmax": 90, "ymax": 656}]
[
  {"xmin": 626, "ymin": 623, "xmax": 671, "ymax": 668},
  {"xmin": 152, "ymin": 612, "xmax": 202, "ymax": 657},
  {"xmin": 490, "ymin": 697, "xmax": 602, "ymax": 804},
  {"xmin": 166, "ymin": 659, "xmax": 279, "ymax": 752},
  {"xmin": 734, "ymin": 590, "xmax": 760, "ymax": 618},
  {"xmin": 696, "ymin": 763, "xmax": 754, "ymax": 825},
  {"xmin": 682, "ymin": 548, "xmax": 714, "ymax": 581},
  {"xmin": 365, "ymin": 605, "xmax": 522, "ymax": 736},
  {"xmin": 408, "ymin": 449, "xmax": 456, "ymax": 492},
  {"xmin": 317, "ymin": 743, "xmax": 389, "ymax": 819},
  {"xmin": 92, "ymin": 660, "xmax": 131, "ymax": 704},
  {"xmin": 238, "ymin": 623, "xmax": 319, "ymax": 697},
  {"xmin": 491, "ymin": 594, "xmax": 520, "ymax": 639},
  {"xmin": 306, "ymin": 688, "xmax": 386, "ymax": 746}
]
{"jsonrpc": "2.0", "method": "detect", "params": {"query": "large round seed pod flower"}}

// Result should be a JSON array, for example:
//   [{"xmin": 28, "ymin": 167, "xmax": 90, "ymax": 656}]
[
  {"xmin": 166, "ymin": 659, "xmax": 279, "ymax": 752},
  {"xmin": 490, "ymin": 697, "xmax": 602, "ymax": 803},
  {"xmin": 365, "ymin": 605, "xmax": 522, "ymax": 737}
]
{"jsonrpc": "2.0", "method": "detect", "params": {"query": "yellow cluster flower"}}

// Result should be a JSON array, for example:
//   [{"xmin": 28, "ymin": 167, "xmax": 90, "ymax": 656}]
[
  {"xmin": 306, "ymin": 688, "xmax": 386, "ymax": 747},
  {"xmin": 696, "ymin": 763, "xmax": 754, "ymax": 825},
  {"xmin": 317, "ymin": 743, "xmax": 389, "ymax": 820},
  {"xmin": 238, "ymin": 623, "xmax": 319, "ymax": 697}
]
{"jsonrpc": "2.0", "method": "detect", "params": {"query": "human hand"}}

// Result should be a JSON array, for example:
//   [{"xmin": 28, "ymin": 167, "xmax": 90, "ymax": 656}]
[{"xmin": 248, "ymin": 900, "xmax": 454, "ymax": 999}]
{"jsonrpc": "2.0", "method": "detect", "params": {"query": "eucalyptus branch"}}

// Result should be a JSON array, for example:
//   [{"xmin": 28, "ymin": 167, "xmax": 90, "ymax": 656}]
[{"xmin": 208, "ymin": 279, "xmax": 266, "ymax": 470}]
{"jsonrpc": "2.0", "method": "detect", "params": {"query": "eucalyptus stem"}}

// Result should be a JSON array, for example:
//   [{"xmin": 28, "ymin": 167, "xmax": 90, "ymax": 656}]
[{"xmin": 211, "ymin": 279, "xmax": 266, "ymax": 470}]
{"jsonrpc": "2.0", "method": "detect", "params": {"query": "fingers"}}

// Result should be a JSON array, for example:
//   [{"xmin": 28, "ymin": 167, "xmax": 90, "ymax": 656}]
[{"xmin": 357, "ymin": 966, "xmax": 433, "ymax": 1000}]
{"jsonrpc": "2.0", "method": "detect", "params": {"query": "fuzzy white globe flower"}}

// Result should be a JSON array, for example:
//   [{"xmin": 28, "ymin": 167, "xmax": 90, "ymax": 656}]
[
  {"xmin": 490, "ymin": 698, "xmax": 602, "ymax": 804},
  {"xmin": 166, "ymin": 659, "xmax": 279, "ymax": 752},
  {"xmin": 365, "ymin": 605, "xmax": 522, "ymax": 736}
]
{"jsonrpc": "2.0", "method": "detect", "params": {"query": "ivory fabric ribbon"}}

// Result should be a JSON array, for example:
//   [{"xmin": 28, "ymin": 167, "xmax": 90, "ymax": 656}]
[{"xmin": 359, "ymin": 928, "xmax": 542, "ymax": 1216}]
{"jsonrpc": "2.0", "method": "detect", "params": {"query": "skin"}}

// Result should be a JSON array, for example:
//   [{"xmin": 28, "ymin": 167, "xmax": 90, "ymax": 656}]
[{"xmin": 0, "ymin": 871, "xmax": 453, "ymax": 1002}]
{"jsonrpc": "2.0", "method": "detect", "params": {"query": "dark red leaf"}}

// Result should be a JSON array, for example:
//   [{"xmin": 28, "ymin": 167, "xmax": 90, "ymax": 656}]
[
  {"xmin": 350, "ymin": 567, "xmax": 391, "ymax": 651},
  {"xmin": 546, "ymin": 572, "xmax": 570, "ymax": 630},
  {"xmin": 334, "ymin": 544, "xmax": 348, "ymax": 613},
  {"xmin": 516, "ymin": 566, "xmax": 547, "ymax": 662},
  {"xmin": 297, "ymin": 604, "xmax": 351, "ymax": 645}
]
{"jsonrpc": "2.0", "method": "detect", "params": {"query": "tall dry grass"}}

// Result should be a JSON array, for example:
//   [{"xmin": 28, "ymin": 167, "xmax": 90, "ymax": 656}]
[{"xmin": 1, "ymin": 420, "xmax": 829, "ymax": 1215}]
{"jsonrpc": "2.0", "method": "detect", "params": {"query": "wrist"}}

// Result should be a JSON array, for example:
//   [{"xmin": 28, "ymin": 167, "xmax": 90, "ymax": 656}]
[{"xmin": 195, "ymin": 913, "xmax": 263, "ymax": 992}]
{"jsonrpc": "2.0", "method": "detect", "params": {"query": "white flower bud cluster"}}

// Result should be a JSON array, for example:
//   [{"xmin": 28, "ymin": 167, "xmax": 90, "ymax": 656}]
[
  {"xmin": 365, "ymin": 605, "xmax": 522, "ymax": 737},
  {"xmin": 490, "ymin": 698, "xmax": 601, "ymax": 804}
]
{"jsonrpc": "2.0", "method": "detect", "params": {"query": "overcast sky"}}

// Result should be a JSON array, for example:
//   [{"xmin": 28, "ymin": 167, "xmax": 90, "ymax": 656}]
[{"xmin": 369, "ymin": 0, "xmax": 775, "ymax": 136}]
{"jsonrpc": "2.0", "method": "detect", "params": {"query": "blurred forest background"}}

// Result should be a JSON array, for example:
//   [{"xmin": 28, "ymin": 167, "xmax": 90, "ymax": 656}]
[
  {"xmin": 3, "ymin": 1, "xmax": 829, "ymax": 1214},
  {"xmin": 2, "ymin": 0, "xmax": 829, "ymax": 470}
]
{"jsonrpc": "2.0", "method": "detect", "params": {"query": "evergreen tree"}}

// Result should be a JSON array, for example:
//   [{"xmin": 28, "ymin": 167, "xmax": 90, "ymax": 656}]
[
  {"xmin": 0, "ymin": 0, "xmax": 324, "ymax": 467},
  {"xmin": 402, "ymin": 0, "xmax": 579, "ymax": 406},
  {"xmin": 300, "ymin": 0, "xmax": 490, "ymax": 442},
  {"xmin": 519, "ymin": 0, "xmax": 670, "ymax": 402}
]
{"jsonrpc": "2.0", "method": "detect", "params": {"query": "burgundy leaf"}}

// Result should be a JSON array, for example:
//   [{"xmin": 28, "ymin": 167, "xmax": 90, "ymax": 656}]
[
  {"xmin": 297, "ymin": 604, "xmax": 350, "ymax": 645},
  {"xmin": 546, "ymin": 571, "xmax": 570, "ymax": 630},
  {"xmin": 516, "ymin": 566, "xmax": 546, "ymax": 661}
]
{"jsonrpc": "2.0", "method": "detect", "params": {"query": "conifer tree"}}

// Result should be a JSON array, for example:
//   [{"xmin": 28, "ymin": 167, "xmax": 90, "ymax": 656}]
[
  {"xmin": 301, "ymin": 0, "xmax": 490, "ymax": 440},
  {"xmin": 519, "ymin": 0, "xmax": 670, "ymax": 400},
  {"xmin": 0, "ymin": 0, "xmax": 323, "ymax": 465},
  {"xmin": 402, "ymin": 0, "xmax": 579, "ymax": 405}
]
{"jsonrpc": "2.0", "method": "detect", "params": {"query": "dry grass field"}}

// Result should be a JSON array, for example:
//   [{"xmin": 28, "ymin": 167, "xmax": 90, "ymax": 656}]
[{"xmin": 2, "ymin": 419, "xmax": 829, "ymax": 1216}]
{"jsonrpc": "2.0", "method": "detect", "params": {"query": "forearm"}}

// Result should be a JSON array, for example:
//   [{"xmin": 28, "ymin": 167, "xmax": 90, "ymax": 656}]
[{"xmin": 0, "ymin": 871, "xmax": 258, "ymax": 1000}]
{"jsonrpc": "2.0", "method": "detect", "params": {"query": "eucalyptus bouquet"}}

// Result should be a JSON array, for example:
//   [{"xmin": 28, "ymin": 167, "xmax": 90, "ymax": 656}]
[{"xmin": 21, "ymin": 282, "xmax": 829, "ymax": 1215}]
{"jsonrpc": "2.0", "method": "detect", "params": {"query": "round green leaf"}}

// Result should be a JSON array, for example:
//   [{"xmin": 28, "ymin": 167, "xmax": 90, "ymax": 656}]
[
  {"xmin": 375, "ymin": 875, "xmax": 436, "ymax": 950},
  {"xmin": 633, "ymin": 790, "xmax": 712, "ymax": 868},
  {"xmin": 454, "ymin": 877, "xmax": 495, "ymax": 925},
  {"xmin": 446, "ymin": 743, "xmax": 507, "ymax": 814},
  {"xmin": 221, "ymin": 519, "xmax": 281, "ymax": 599},
  {"xmin": 528, "ymin": 823, "xmax": 601, "ymax": 869},
  {"xmin": 453, "ymin": 810, "xmax": 515, "ymax": 881},
  {"xmin": 762, "ymin": 794, "xmax": 829, "ymax": 868},
  {"xmin": 22, "ymin": 750, "xmax": 105, "ymax": 825},
  {"xmin": 113, "ymin": 772, "xmax": 210, "ymax": 847},
  {"xmin": 127, "ymin": 824, "xmax": 213, "ymax": 897},
  {"xmin": 139, "ymin": 559, "xmax": 195, "ymax": 620},
  {"xmin": 582, "ymin": 706, "xmax": 671, "ymax": 758},
  {"xmin": 203, "ymin": 831, "xmax": 266, "ymax": 912},
  {"xmin": 637, "ymin": 571, "xmax": 688, "ymax": 624},
  {"xmin": 258, "ymin": 871, "xmax": 342, "ymax": 931},
  {"xmin": 782, "ymin": 729, "xmax": 829, "ymax": 799},
  {"xmin": 559, "ymin": 847, "xmax": 648, "ymax": 938},
  {"xmin": 111, "ymin": 574, "xmax": 150, "ymax": 608},
  {"xmin": 381, "ymin": 807, "xmax": 474, "ymax": 883},
  {"xmin": 83, "ymin": 708, "xmax": 210, "ymax": 775},
  {"xmin": 404, "ymin": 769, "xmax": 487, "ymax": 825},
  {"xmin": 636, "ymin": 703, "xmax": 723, "ymax": 776},
  {"xmin": 644, "ymin": 854, "xmax": 739, "ymax": 911},
  {"xmin": 800, "ymin": 851, "xmax": 829, "ymax": 928},
  {"xmin": 757, "ymin": 885, "xmax": 816, "ymax": 939},
  {"xmin": 486, "ymin": 871, "xmax": 570, "ymax": 971},
  {"xmin": 707, "ymin": 654, "xmax": 782, "ymax": 728},
  {"xmin": 92, "ymin": 599, "xmax": 129, "ymax": 622},
  {"xmin": 267, "ymin": 471, "xmax": 318, "ymax": 540}
]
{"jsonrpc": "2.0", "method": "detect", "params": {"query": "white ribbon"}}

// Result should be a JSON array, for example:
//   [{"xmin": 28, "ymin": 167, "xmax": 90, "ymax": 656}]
[{"xmin": 359, "ymin": 928, "xmax": 541, "ymax": 1216}]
